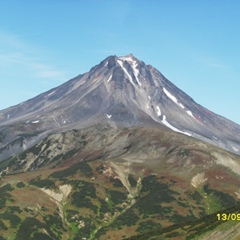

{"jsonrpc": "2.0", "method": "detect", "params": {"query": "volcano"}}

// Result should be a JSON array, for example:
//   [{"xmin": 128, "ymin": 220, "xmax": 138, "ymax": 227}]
[
  {"xmin": 1, "ymin": 54, "xmax": 240, "ymax": 240},
  {"xmin": 0, "ymin": 54, "xmax": 240, "ymax": 161}
]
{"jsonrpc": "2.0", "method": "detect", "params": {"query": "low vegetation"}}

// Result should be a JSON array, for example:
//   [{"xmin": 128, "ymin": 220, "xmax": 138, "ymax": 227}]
[{"xmin": 0, "ymin": 126, "xmax": 240, "ymax": 239}]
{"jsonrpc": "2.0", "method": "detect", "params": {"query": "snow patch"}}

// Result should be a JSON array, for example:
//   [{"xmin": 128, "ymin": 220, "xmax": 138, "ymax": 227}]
[
  {"xmin": 7, "ymin": 114, "xmax": 10, "ymax": 119},
  {"xmin": 186, "ymin": 110, "xmax": 195, "ymax": 118},
  {"xmin": 162, "ymin": 115, "xmax": 191, "ymax": 136},
  {"xmin": 163, "ymin": 88, "xmax": 185, "ymax": 108},
  {"xmin": 156, "ymin": 106, "xmax": 161, "ymax": 116},
  {"xmin": 132, "ymin": 61, "xmax": 141, "ymax": 86},
  {"xmin": 119, "ymin": 56, "xmax": 141, "ymax": 86},
  {"xmin": 48, "ymin": 91, "xmax": 55, "ymax": 96},
  {"xmin": 132, "ymin": 60, "xmax": 139, "ymax": 75},
  {"xmin": 107, "ymin": 114, "xmax": 112, "ymax": 119},
  {"xmin": 107, "ymin": 74, "xmax": 112, "ymax": 83},
  {"xmin": 119, "ymin": 56, "xmax": 133, "ymax": 62},
  {"xmin": 148, "ymin": 95, "xmax": 151, "ymax": 100},
  {"xmin": 104, "ymin": 61, "xmax": 108, "ymax": 66},
  {"xmin": 117, "ymin": 59, "xmax": 135, "ymax": 86},
  {"xmin": 231, "ymin": 145, "xmax": 239, "ymax": 152},
  {"xmin": 32, "ymin": 120, "xmax": 40, "ymax": 124}
]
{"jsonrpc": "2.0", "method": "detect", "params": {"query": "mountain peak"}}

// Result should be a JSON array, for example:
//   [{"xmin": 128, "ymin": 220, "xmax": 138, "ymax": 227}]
[
  {"xmin": 122, "ymin": 53, "xmax": 135, "ymax": 58},
  {"xmin": 0, "ymin": 54, "xmax": 240, "ymax": 161},
  {"xmin": 118, "ymin": 53, "xmax": 139, "ymax": 62}
]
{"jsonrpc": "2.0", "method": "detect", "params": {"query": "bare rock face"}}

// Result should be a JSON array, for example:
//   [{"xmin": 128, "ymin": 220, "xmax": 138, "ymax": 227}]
[{"xmin": 0, "ymin": 54, "xmax": 240, "ymax": 160}]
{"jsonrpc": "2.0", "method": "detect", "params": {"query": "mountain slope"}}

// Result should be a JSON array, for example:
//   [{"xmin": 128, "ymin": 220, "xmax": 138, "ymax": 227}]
[
  {"xmin": 0, "ymin": 54, "xmax": 240, "ymax": 161},
  {"xmin": 1, "ymin": 125, "xmax": 240, "ymax": 239}
]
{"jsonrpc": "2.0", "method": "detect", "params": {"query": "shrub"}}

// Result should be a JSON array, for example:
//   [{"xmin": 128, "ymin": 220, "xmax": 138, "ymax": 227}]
[
  {"xmin": 0, "ymin": 213, "xmax": 21, "ymax": 228},
  {"xmin": 15, "ymin": 217, "xmax": 43, "ymax": 239},
  {"xmin": 16, "ymin": 182, "xmax": 25, "ymax": 188},
  {"xmin": 112, "ymin": 209, "xmax": 139, "ymax": 228},
  {"xmin": 6, "ymin": 206, "xmax": 22, "ymax": 214},
  {"xmin": 108, "ymin": 190, "xmax": 127, "ymax": 205},
  {"xmin": 128, "ymin": 174, "xmax": 137, "ymax": 188},
  {"xmin": 136, "ymin": 220, "xmax": 161, "ymax": 234},
  {"xmin": 110, "ymin": 177, "xmax": 123, "ymax": 187},
  {"xmin": 29, "ymin": 179, "xmax": 55, "ymax": 189},
  {"xmin": 49, "ymin": 161, "xmax": 93, "ymax": 178},
  {"xmin": 31, "ymin": 232, "xmax": 53, "ymax": 240}
]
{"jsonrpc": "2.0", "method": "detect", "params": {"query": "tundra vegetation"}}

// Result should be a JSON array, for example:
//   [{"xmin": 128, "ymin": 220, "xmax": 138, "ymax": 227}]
[{"xmin": 0, "ymin": 126, "xmax": 240, "ymax": 239}]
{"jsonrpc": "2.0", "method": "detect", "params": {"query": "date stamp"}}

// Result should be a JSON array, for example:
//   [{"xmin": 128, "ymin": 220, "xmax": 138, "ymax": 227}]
[{"xmin": 217, "ymin": 213, "xmax": 240, "ymax": 221}]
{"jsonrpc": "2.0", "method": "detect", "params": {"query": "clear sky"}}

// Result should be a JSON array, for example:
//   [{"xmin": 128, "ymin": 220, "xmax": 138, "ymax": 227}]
[{"xmin": 0, "ymin": 0, "xmax": 240, "ymax": 124}]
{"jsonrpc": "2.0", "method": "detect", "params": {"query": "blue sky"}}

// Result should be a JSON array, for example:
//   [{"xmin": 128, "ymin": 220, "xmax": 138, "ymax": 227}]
[{"xmin": 0, "ymin": 0, "xmax": 240, "ymax": 124}]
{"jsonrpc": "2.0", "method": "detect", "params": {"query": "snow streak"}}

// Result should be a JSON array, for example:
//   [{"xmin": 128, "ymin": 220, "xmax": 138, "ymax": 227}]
[
  {"xmin": 119, "ymin": 56, "xmax": 141, "ymax": 86},
  {"xmin": 162, "ymin": 115, "xmax": 191, "ymax": 136},
  {"xmin": 156, "ymin": 106, "xmax": 161, "ymax": 116},
  {"xmin": 186, "ymin": 110, "xmax": 195, "ymax": 119},
  {"xmin": 163, "ymin": 88, "xmax": 185, "ymax": 109},
  {"xmin": 117, "ymin": 60, "xmax": 134, "ymax": 86},
  {"xmin": 107, "ymin": 75, "xmax": 112, "ymax": 83},
  {"xmin": 32, "ymin": 120, "xmax": 40, "ymax": 124}
]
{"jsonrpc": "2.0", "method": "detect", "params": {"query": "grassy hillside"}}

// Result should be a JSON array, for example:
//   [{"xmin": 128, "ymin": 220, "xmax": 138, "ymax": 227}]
[{"xmin": 0, "ymin": 126, "xmax": 240, "ymax": 239}]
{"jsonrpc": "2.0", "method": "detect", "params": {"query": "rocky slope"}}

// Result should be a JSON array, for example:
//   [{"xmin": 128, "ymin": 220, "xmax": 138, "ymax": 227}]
[{"xmin": 0, "ymin": 54, "xmax": 240, "ymax": 161}]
